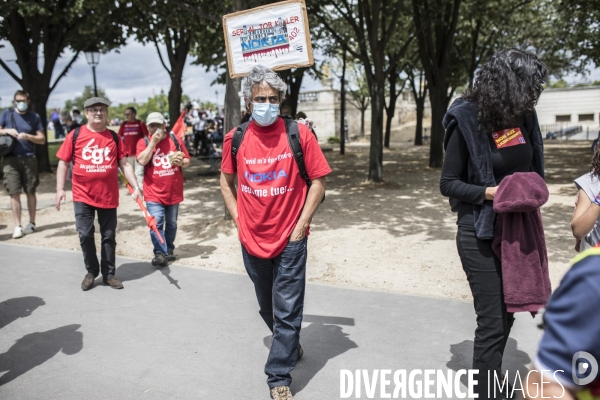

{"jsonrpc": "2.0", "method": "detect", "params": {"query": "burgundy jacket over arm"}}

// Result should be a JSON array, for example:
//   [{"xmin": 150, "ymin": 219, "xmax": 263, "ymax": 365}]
[{"xmin": 492, "ymin": 172, "xmax": 551, "ymax": 314}]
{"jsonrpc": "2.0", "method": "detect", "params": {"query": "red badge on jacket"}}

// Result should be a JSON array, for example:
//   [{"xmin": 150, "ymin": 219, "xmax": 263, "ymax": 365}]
[{"xmin": 492, "ymin": 127, "xmax": 526, "ymax": 149}]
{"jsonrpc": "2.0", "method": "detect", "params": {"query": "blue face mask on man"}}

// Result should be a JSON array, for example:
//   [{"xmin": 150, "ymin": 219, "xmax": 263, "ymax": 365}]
[
  {"xmin": 252, "ymin": 103, "xmax": 279, "ymax": 126},
  {"xmin": 16, "ymin": 101, "xmax": 28, "ymax": 112}
]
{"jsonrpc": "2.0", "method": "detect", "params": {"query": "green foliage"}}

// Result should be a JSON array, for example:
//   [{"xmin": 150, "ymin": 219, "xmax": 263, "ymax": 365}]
[
  {"xmin": 327, "ymin": 136, "xmax": 341, "ymax": 144},
  {"xmin": 63, "ymin": 88, "xmax": 195, "ymax": 123},
  {"xmin": 544, "ymin": 79, "xmax": 569, "ymax": 89},
  {"xmin": 64, "ymin": 86, "xmax": 111, "ymax": 115},
  {"xmin": 557, "ymin": 0, "xmax": 600, "ymax": 68}
]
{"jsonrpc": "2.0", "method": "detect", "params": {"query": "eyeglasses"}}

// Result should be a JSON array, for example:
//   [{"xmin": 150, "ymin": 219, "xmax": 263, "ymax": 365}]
[
  {"xmin": 14, "ymin": 98, "xmax": 27, "ymax": 103},
  {"xmin": 86, "ymin": 108, "xmax": 107, "ymax": 114},
  {"xmin": 124, "ymin": 113, "xmax": 132, "ymax": 116},
  {"xmin": 253, "ymin": 96, "xmax": 280, "ymax": 104}
]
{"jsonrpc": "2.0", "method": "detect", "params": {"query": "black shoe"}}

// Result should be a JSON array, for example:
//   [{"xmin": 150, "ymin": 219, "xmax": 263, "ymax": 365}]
[
  {"xmin": 298, "ymin": 344, "xmax": 304, "ymax": 360},
  {"xmin": 152, "ymin": 253, "xmax": 169, "ymax": 267},
  {"xmin": 81, "ymin": 273, "xmax": 97, "ymax": 291},
  {"xmin": 103, "ymin": 277, "xmax": 124, "ymax": 289},
  {"xmin": 166, "ymin": 251, "xmax": 177, "ymax": 262}
]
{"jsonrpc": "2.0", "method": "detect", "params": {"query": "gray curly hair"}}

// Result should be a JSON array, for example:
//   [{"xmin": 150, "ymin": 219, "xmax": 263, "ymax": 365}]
[{"xmin": 242, "ymin": 65, "xmax": 287, "ymax": 104}]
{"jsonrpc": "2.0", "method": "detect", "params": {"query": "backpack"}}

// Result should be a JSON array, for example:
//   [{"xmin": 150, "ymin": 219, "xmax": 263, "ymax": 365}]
[
  {"xmin": 0, "ymin": 109, "xmax": 18, "ymax": 158},
  {"xmin": 232, "ymin": 118, "xmax": 324, "ymax": 202}
]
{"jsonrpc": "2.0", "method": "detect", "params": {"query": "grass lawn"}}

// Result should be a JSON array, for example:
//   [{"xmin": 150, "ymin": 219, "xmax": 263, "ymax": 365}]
[{"xmin": 48, "ymin": 141, "xmax": 62, "ymax": 165}]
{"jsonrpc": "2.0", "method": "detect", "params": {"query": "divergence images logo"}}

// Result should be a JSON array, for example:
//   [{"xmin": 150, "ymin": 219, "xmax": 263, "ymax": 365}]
[
  {"xmin": 82, "ymin": 138, "xmax": 111, "ymax": 165},
  {"xmin": 572, "ymin": 351, "xmax": 598, "ymax": 386}
]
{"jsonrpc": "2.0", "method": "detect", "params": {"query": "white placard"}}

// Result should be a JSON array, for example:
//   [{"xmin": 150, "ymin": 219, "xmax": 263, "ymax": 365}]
[{"xmin": 223, "ymin": 0, "xmax": 314, "ymax": 78}]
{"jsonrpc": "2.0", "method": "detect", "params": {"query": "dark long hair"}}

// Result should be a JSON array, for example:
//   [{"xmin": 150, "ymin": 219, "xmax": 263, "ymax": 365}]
[
  {"xmin": 462, "ymin": 48, "xmax": 548, "ymax": 133},
  {"xmin": 591, "ymin": 142, "xmax": 600, "ymax": 176}
]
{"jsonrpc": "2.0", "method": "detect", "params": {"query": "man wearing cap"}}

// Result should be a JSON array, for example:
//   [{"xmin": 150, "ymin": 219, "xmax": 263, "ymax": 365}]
[
  {"xmin": 0, "ymin": 90, "xmax": 46, "ymax": 239},
  {"xmin": 137, "ymin": 112, "xmax": 190, "ymax": 266},
  {"xmin": 55, "ymin": 97, "xmax": 141, "ymax": 291},
  {"xmin": 118, "ymin": 107, "xmax": 148, "ymax": 189}
]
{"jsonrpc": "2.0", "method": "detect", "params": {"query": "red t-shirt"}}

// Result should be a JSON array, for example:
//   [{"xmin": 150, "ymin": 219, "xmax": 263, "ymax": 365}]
[
  {"xmin": 136, "ymin": 134, "xmax": 190, "ymax": 205},
  {"xmin": 57, "ymin": 125, "xmax": 127, "ymax": 208},
  {"xmin": 221, "ymin": 118, "xmax": 331, "ymax": 259},
  {"xmin": 118, "ymin": 120, "xmax": 148, "ymax": 156}
]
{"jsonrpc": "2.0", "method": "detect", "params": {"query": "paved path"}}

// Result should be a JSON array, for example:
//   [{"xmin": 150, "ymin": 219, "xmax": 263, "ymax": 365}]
[{"xmin": 0, "ymin": 243, "xmax": 544, "ymax": 399}]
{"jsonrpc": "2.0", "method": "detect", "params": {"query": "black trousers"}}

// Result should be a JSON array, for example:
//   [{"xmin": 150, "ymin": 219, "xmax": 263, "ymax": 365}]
[
  {"xmin": 74, "ymin": 202, "xmax": 117, "ymax": 278},
  {"xmin": 456, "ymin": 226, "xmax": 515, "ymax": 400}
]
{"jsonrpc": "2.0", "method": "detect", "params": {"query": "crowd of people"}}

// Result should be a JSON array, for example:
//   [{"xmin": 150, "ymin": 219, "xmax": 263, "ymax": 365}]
[
  {"xmin": 0, "ymin": 55, "xmax": 599, "ymax": 400},
  {"xmin": 183, "ymin": 102, "xmax": 224, "ymax": 157}
]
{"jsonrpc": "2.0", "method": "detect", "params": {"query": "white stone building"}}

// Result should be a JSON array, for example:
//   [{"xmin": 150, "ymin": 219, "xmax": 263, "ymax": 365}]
[
  {"xmin": 535, "ymin": 86, "xmax": 600, "ymax": 133},
  {"xmin": 295, "ymin": 88, "xmax": 428, "ymax": 141}
]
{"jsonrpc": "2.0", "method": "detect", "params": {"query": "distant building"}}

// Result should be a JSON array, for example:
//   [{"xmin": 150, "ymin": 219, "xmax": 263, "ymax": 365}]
[
  {"xmin": 536, "ymin": 86, "xmax": 600, "ymax": 128},
  {"xmin": 295, "ymin": 88, "xmax": 429, "ymax": 141}
]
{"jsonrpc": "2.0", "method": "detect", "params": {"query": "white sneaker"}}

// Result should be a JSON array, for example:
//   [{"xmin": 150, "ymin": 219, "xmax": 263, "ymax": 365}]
[{"xmin": 12, "ymin": 226, "xmax": 24, "ymax": 239}]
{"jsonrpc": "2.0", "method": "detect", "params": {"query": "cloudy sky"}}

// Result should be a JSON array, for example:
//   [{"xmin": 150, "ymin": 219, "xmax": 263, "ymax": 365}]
[
  {"xmin": 1, "ymin": 38, "xmax": 599, "ymax": 111},
  {"xmin": 0, "ymin": 38, "xmax": 323, "ymax": 110}
]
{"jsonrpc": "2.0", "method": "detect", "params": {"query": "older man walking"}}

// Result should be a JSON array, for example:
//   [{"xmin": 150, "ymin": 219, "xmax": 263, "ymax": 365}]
[
  {"xmin": 0, "ymin": 90, "xmax": 46, "ymax": 239},
  {"xmin": 55, "ymin": 97, "xmax": 141, "ymax": 291},
  {"xmin": 136, "ymin": 112, "xmax": 190, "ymax": 266},
  {"xmin": 220, "ymin": 65, "xmax": 331, "ymax": 400}
]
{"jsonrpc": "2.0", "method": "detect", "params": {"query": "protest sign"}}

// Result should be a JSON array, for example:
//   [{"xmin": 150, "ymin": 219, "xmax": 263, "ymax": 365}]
[{"xmin": 223, "ymin": 0, "xmax": 314, "ymax": 78}]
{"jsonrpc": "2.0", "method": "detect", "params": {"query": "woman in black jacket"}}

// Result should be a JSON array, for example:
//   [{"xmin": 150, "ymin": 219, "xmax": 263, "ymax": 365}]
[{"xmin": 440, "ymin": 48, "xmax": 547, "ymax": 400}]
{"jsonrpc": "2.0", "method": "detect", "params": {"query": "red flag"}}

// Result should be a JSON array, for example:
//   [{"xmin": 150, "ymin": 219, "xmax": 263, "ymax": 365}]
[
  {"xmin": 118, "ymin": 171, "xmax": 165, "ymax": 244},
  {"xmin": 170, "ymin": 110, "xmax": 187, "ymax": 139}
]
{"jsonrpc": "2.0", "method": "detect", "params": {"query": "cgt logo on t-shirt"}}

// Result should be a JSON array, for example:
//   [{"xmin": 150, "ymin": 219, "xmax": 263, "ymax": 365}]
[
  {"xmin": 151, "ymin": 150, "xmax": 177, "ymax": 177},
  {"xmin": 82, "ymin": 138, "xmax": 112, "ymax": 165},
  {"xmin": 152, "ymin": 150, "xmax": 174, "ymax": 169}
]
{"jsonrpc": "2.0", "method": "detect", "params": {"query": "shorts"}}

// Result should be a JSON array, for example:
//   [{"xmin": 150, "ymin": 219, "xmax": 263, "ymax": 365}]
[{"xmin": 2, "ymin": 156, "xmax": 39, "ymax": 195}]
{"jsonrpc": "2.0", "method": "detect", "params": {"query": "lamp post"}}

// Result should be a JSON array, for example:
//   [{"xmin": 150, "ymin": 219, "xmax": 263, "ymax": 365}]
[
  {"xmin": 84, "ymin": 47, "xmax": 101, "ymax": 97},
  {"xmin": 215, "ymin": 90, "xmax": 219, "ymax": 109}
]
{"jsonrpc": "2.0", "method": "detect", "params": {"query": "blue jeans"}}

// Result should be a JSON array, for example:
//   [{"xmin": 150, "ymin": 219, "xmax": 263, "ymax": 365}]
[
  {"xmin": 146, "ymin": 202, "xmax": 179, "ymax": 255},
  {"xmin": 241, "ymin": 238, "xmax": 308, "ymax": 389}
]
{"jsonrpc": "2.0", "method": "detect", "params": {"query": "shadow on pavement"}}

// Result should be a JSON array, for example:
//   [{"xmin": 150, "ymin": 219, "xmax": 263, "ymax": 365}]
[
  {"xmin": 0, "ymin": 297, "xmax": 46, "ymax": 330},
  {"xmin": 0, "ymin": 324, "xmax": 83, "ymax": 386},
  {"xmin": 262, "ymin": 314, "xmax": 358, "ymax": 394},
  {"xmin": 116, "ymin": 262, "xmax": 181, "ymax": 288},
  {"xmin": 446, "ymin": 338, "xmax": 531, "ymax": 388}
]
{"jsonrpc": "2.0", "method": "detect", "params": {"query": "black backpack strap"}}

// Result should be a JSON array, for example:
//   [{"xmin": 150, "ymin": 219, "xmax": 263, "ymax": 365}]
[
  {"xmin": 107, "ymin": 129, "xmax": 119, "ymax": 149},
  {"xmin": 144, "ymin": 136, "xmax": 149, "ymax": 146},
  {"xmin": 169, "ymin": 132, "xmax": 182, "ymax": 151},
  {"xmin": 9, "ymin": 108, "xmax": 16, "ymax": 129},
  {"xmin": 284, "ymin": 119, "xmax": 311, "ymax": 188},
  {"xmin": 231, "ymin": 121, "xmax": 250, "ymax": 166}
]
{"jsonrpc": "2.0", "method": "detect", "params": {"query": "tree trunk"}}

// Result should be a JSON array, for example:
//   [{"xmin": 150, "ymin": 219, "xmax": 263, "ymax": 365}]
[
  {"xmin": 360, "ymin": 108, "xmax": 366, "ymax": 138},
  {"xmin": 414, "ymin": 98, "xmax": 425, "ymax": 146},
  {"xmin": 384, "ymin": 112, "xmax": 393, "ymax": 148},
  {"xmin": 28, "ymin": 91, "xmax": 51, "ymax": 173},
  {"xmin": 340, "ymin": 51, "xmax": 346, "ymax": 155},
  {"xmin": 384, "ymin": 75, "xmax": 398, "ymax": 149},
  {"xmin": 223, "ymin": 69, "xmax": 242, "ymax": 220},
  {"xmin": 224, "ymin": 71, "xmax": 242, "ymax": 133},
  {"xmin": 368, "ymin": 85, "xmax": 385, "ymax": 182},
  {"xmin": 168, "ymin": 71, "xmax": 183, "ymax": 123},
  {"xmin": 288, "ymin": 69, "xmax": 304, "ymax": 117},
  {"xmin": 428, "ymin": 87, "xmax": 448, "ymax": 168}
]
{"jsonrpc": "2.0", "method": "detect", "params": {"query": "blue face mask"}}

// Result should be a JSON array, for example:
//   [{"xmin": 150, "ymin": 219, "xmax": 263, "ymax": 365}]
[
  {"xmin": 16, "ymin": 101, "xmax": 28, "ymax": 112},
  {"xmin": 252, "ymin": 103, "xmax": 279, "ymax": 126}
]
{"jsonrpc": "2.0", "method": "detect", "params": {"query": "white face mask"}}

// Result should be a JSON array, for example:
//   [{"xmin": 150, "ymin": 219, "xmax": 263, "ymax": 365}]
[
  {"xmin": 252, "ymin": 103, "xmax": 279, "ymax": 126},
  {"xmin": 16, "ymin": 101, "xmax": 28, "ymax": 112}
]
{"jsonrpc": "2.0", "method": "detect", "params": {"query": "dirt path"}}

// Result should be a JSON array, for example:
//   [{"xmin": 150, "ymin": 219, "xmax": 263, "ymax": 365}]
[{"xmin": 0, "ymin": 140, "xmax": 589, "ymax": 302}]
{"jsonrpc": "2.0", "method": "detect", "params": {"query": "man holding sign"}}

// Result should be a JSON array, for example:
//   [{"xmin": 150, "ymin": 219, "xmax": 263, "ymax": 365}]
[{"xmin": 221, "ymin": 65, "xmax": 330, "ymax": 400}]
